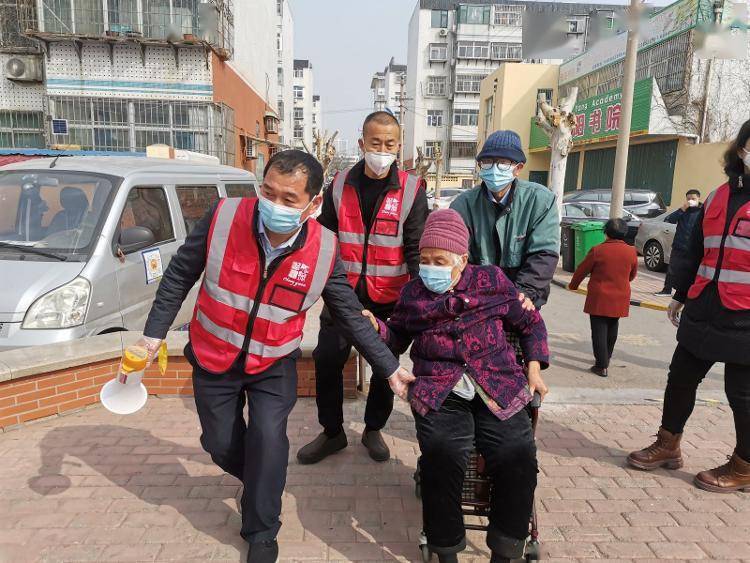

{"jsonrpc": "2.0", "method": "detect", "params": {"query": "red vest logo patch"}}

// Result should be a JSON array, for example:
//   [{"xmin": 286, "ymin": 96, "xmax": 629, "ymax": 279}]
[
  {"xmin": 284, "ymin": 261, "xmax": 311, "ymax": 287},
  {"xmin": 383, "ymin": 196, "xmax": 400, "ymax": 216}
]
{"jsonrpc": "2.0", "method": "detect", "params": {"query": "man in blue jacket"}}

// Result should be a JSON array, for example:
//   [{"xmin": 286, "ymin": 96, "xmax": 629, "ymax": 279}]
[
  {"xmin": 655, "ymin": 189, "xmax": 702, "ymax": 297},
  {"xmin": 450, "ymin": 130, "xmax": 560, "ymax": 309}
]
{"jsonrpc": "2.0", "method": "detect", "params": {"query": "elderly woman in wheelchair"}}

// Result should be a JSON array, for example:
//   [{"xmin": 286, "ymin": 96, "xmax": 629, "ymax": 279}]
[{"xmin": 364, "ymin": 209, "xmax": 549, "ymax": 563}]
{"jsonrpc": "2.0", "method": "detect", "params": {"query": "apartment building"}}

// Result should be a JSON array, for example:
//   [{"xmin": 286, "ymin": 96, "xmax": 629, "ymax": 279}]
[
  {"xmin": 0, "ymin": 0, "xmax": 283, "ymax": 176},
  {"xmin": 312, "ymin": 94, "xmax": 322, "ymax": 138},
  {"xmin": 404, "ymin": 0, "xmax": 615, "ymax": 184},
  {"xmin": 369, "ymin": 57, "xmax": 407, "ymax": 123},
  {"xmin": 292, "ymin": 59, "xmax": 314, "ymax": 149},
  {"xmin": 276, "ymin": 0, "xmax": 294, "ymax": 149}
]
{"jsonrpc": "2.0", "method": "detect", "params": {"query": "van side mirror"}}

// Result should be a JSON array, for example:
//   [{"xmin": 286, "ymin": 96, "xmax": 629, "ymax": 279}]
[{"xmin": 119, "ymin": 226, "xmax": 155, "ymax": 255}]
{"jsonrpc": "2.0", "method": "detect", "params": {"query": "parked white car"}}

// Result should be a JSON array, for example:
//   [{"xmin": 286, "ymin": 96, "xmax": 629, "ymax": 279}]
[
  {"xmin": 635, "ymin": 210, "xmax": 680, "ymax": 271},
  {"xmin": 427, "ymin": 187, "xmax": 464, "ymax": 210}
]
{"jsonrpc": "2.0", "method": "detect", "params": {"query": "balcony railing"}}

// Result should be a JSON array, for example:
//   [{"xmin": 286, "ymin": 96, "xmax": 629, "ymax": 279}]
[{"xmin": 17, "ymin": 0, "xmax": 234, "ymax": 59}]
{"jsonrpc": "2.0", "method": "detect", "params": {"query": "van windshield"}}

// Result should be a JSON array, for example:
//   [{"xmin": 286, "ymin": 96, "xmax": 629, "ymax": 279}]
[{"xmin": 0, "ymin": 170, "xmax": 118, "ymax": 261}]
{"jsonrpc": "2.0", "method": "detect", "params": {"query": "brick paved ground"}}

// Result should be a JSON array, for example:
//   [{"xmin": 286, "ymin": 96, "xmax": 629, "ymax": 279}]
[{"xmin": 0, "ymin": 397, "xmax": 748, "ymax": 562}]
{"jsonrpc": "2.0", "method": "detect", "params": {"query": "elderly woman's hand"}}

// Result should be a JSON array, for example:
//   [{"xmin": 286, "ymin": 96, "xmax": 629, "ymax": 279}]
[
  {"xmin": 388, "ymin": 367, "xmax": 416, "ymax": 400},
  {"xmin": 362, "ymin": 310, "xmax": 379, "ymax": 332},
  {"xmin": 518, "ymin": 292, "xmax": 535, "ymax": 311},
  {"xmin": 526, "ymin": 361, "xmax": 548, "ymax": 401}
]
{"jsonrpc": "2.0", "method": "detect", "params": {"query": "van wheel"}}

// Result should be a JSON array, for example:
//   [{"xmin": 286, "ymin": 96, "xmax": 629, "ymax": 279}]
[{"xmin": 644, "ymin": 241, "xmax": 666, "ymax": 272}]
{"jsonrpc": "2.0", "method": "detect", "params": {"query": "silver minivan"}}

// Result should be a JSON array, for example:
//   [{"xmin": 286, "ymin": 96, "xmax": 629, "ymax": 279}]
[{"xmin": 0, "ymin": 156, "xmax": 258, "ymax": 350}]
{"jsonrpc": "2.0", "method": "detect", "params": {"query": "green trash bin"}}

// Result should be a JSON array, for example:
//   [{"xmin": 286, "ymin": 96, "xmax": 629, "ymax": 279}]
[{"xmin": 572, "ymin": 221, "xmax": 606, "ymax": 269}]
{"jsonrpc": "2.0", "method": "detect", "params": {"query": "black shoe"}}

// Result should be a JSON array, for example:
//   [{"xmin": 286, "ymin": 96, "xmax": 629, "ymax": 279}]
[
  {"xmin": 296, "ymin": 431, "xmax": 347, "ymax": 465},
  {"xmin": 247, "ymin": 540, "xmax": 278, "ymax": 563},
  {"xmin": 590, "ymin": 365, "xmax": 608, "ymax": 378},
  {"xmin": 489, "ymin": 556, "xmax": 510, "ymax": 563},
  {"xmin": 654, "ymin": 290, "xmax": 672, "ymax": 297},
  {"xmin": 362, "ymin": 429, "xmax": 390, "ymax": 462},
  {"xmin": 437, "ymin": 554, "xmax": 458, "ymax": 563}
]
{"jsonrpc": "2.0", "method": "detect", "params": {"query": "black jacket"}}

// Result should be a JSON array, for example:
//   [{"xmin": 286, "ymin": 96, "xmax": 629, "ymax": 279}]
[
  {"xmin": 143, "ymin": 202, "xmax": 400, "ymax": 378},
  {"xmin": 672, "ymin": 175, "xmax": 750, "ymax": 365},
  {"xmin": 317, "ymin": 160, "xmax": 428, "ymax": 306},
  {"xmin": 666, "ymin": 205, "xmax": 702, "ymax": 254}
]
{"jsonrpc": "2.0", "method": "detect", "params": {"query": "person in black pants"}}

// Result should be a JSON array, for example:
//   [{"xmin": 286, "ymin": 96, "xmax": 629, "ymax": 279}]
[
  {"xmin": 568, "ymin": 219, "xmax": 638, "ymax": 377},
  {"xmin": 628, "ymin": 120, "xmax": 750, "ymax": 492},
  {"xmin": 297, "ymin": 111, "xmax": 428, "ymax": 464}
]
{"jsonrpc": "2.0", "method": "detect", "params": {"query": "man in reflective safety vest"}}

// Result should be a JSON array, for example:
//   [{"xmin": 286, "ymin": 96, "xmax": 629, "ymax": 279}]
[
  {"xmin": 297, "ymin": 111, "xmax": 428, "ymax": 465},
  {"xmin": 136, "ymin": 151, "xmax": 414, "ymax": 563}
]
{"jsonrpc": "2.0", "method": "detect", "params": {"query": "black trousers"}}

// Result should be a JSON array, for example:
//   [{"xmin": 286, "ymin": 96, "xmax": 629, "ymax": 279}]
[
  {"xmin": 313, "ymin": 304, "xmax": 394, "ymax": 436},
  {"xmin": 192, "ymin": 355, "xmax": 298, "ymax": 543},
  {"xmin": 660, "ymin": 271, "xmax": 674, "ymax": 293},
  {"xmin": 662, "ymin": 345, "xmax": 750, "ymax": 462},
  {"xmin": 413, "ymin": 394, "xmax": 537, "ymax": 557},
  {"xmin": 589, "ymin": 315, "xmax": 620, "ymax": 369}
]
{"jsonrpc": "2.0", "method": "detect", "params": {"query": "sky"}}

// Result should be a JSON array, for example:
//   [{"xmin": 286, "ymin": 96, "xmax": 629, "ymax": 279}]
[{"xmin": 287, "ymin": 0, "xmax": 676, "ymax": 153}]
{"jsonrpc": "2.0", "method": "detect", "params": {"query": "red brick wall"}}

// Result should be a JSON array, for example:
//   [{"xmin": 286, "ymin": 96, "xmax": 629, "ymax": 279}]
[{"xmin": 0, "ymin": 356, "xmax": 358, "ymax": 430}]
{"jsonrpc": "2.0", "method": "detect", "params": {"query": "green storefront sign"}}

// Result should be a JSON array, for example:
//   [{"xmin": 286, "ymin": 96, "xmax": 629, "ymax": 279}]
[{"xmin": 529, "ymin": 78, "xmax": 653, "ymax": 151}]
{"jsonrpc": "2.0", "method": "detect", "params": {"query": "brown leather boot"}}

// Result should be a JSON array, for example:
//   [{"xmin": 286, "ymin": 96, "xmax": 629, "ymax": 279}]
[
  {"xmin": 627, "ymin": 427, "xmax": 683, "ymax": 470},
  {"xmin": 694, "ymin": 451, "xmax": 750, "ymax": 493}
]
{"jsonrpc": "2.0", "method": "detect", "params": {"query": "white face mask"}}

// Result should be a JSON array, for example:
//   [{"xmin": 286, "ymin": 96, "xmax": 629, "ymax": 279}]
[
  {"xmin": 687, "ymin": 199, "xmax": 699, "ymax": 207},
  {"xmin": 364, "ymin": 151, "xmax": 397, "ymax": 177}
]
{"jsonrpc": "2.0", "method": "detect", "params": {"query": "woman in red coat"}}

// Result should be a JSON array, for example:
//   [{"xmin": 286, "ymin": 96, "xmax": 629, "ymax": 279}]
[{"xmin": 569, "ymin": 218, "xmax": 638, "ymax": 377}]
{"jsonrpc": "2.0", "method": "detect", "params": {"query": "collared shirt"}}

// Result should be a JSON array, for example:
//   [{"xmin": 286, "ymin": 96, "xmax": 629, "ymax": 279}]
[
  {"xmin": 257, "ymin": 218, "xmax": 301, "ymax": 268},
  {"xmin": 484, "ymin": 181, "xmax": 513, "ymax": 207}
]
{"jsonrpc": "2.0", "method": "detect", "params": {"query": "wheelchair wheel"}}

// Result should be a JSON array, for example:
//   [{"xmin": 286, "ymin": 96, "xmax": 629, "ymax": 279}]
[{"xmin": 525, "ymin": 539, "xmax": 540, "ymax": 562}]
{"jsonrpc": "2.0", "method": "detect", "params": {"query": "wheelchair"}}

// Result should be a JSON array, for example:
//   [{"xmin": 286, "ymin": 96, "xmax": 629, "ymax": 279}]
[{"xmin": 413, "ymin": 338, "xmax": 543, "ymax": 563}]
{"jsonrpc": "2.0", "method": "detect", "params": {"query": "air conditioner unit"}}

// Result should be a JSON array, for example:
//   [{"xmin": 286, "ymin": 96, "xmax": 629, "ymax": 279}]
[
  {"xmin": 438, "ymin": 28, "xmax": 449, "ymax": 37},
  {"xmin": 4, "ymin": 56, "xmax": 43, "ymax": 82},
  {"xmin": 245, "ymin": 138, "xmax": 257, "ymax": 159}
]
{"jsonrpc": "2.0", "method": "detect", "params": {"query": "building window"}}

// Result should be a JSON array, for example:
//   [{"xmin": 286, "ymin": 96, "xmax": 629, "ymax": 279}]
[
  {"xmin": 426, "ymin": 110, "xmax": 444, "ymax": 127},
  {"xmin": 293, "ymin": 107, "xmax": 303, "ymax": 120},
  {"xmin": 537, "ymin": 89, "xmax": 553, "ymax": 104},
  {"xmin": 450, "ymin": 141, "xmax": 476, "ymax": 159},
  {"xmin": 293, "ymin": 69, "xmax": 304, "ymax": 78},
  {"xmin": 457, "ymin": 40, "xmax": 490, "ymax": 59},
  {"xmin": 424, "ymin": 141, "xmax": 442, "ymax": 158},
  {"xmin": 491, "ymin": 42, "xmax": 522, "ymax": 60},
  {"xmin": 293, "ymin": 125, "xmax": 303, "ymax": 139},
  {"xmin": 494, "ymin": 5, "xmax": 522, "ymax": 26},
  {"xmin": 277, "ymin": 67, "xmax": 283, "ymax": 87},
  {"xmin": 453, "ymin": 108, "xmax": 479, "ymax": 127},
  {"xmin": 429, "ymin": 43, "xmax": 448, "ymax": 62},
  {"xmin": 425, "ymin": 76, "xmax": 448, "ymax": 97},
  {"xmin": 312, "ymin": 113, "xmax": 317, "ymax": 125},
  {"xmin": 431, "ymin": 9, "xmax": 448, "ymax": 28},
  {"xmin": 277, "ymin": 0, "xmax": 283, "ymax": 16},
  {"xmin": 0, "ymin": 111, "xmax": 45, "ymax": 149},
  {"xmin": 277, "ymin": 99, "xmax": 284, "ymax": 117},
  {"xmin": 457, "ymin": 5, "xmax": 490, "ymax": 25},
  {"xmin": 455, "ymin": 74, "xmax": 485, "ymax": 94},
  {"xmin": 294, "ymin": 86, "xmax": 303, "ymax": 100},
  {"xmin": 568, "ymin": 18, "xmax": 583, "ymax": 34},
  {"xmin": 484, "ymin": 96, "xmax": 494, "ymax": 139}
]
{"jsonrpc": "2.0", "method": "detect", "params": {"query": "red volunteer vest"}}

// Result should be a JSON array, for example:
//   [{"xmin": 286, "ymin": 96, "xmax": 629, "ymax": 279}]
[
  {"xmin": 189, "ymin": 198, "xmax": 337, "ymax": 374},
  {"xmin": 331, "ymin": 166, "xmax": 420, "ymax": 304},
  {"xmin": 687, "ymin": 182, "xmax": 750, "ymax": 310}
]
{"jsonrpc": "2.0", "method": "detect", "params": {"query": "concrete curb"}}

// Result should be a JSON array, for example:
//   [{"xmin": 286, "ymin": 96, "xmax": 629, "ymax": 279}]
[{"xmin": 552, "ymin": 278, "xmax": 669, "ymax": 312}]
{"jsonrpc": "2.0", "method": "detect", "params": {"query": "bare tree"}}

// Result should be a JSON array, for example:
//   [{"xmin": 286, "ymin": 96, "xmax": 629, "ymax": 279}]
[{"xmin": 535, "ymin": 87, "xmax": 578, "ymax": 221}]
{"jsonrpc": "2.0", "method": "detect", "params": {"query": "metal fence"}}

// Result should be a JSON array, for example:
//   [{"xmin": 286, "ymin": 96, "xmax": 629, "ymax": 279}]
[
  {"xmin": 17, "ymin": 0, "xmax": 234, "ymax": 57},
  {"xmin": 47, "ymin": 96, "xmax": 235, "ymax": 164}
]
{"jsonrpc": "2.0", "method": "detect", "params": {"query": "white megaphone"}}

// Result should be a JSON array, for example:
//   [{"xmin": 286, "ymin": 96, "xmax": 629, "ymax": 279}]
[{"xmin": 100, "ymin": 345, "xmax": 149, "ymax": 415}]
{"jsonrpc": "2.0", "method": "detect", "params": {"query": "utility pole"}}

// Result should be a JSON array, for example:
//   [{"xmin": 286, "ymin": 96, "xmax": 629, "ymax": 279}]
[
  {"xmin": 398, "ymin": 72, "xmax": 406, "ymax": 168},
  {"xmin": 610, "ymin": 0, "xmax": 643, "ymax": 219},
  {"xmin": 433, "ymin": 145, "xmax": 443, "ymax": 210}
]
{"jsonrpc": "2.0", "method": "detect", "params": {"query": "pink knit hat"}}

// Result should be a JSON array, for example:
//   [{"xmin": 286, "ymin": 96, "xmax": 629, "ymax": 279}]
[{"xmin": 419, "ymin": 209, "xmax": 469, "ymax": 255}]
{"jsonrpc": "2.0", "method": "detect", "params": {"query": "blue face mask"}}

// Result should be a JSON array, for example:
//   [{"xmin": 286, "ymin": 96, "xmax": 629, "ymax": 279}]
[
  {"xmin": 419, "ymin": 264, "xmax": 456, "ymax": 294},
  {"xmin": 479, "ymin": 164, "xmax": 516, "ymax": 193},
  {"xmin": 257, "ymin": 192, "xmax": 313, "ymax": 234}
]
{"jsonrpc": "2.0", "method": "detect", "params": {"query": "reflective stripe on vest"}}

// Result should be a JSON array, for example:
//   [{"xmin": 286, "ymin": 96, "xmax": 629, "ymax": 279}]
[
  {"xmin": 704, "ymin": 235, "xmax": 750, "ymax": 252},
  {"xmin": 341, "ymin": 260, "xmax": 408, "ymax": 277},
  {"xmin": 696, "ymin": 264, "xmax": 750, "ymax": 285}
]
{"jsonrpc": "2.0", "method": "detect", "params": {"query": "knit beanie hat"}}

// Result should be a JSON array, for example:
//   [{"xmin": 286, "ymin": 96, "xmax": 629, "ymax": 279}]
[
  {"xmin": 419, "ymin": 209, "xmax": 469, "ymax": 255},
  {"xmin": 476, "ymin": 130, "xmax": 527, "ymax": 164}
]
